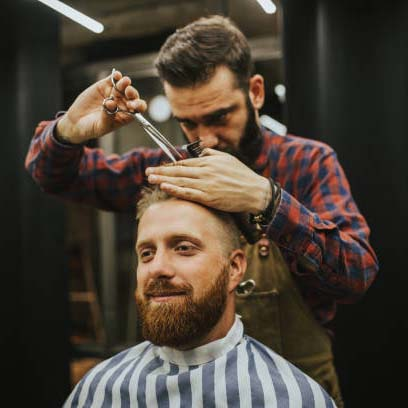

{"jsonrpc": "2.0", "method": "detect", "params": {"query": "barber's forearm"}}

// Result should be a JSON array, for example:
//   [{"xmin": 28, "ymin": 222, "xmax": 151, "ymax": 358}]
[
  {"xmin": 25, "ymin": 118, "xmax": 84, "ymax": 188},
  {"xmin": 26, "ymin": 118, "xmax": 173, "ymax": 212},
  {"xmin": 266, "ymin": 189, "xmax": 378, "ymax": 301},
  {"xmin": 25, "ymin": 118, "xmax": 127, "ymax": 210}
]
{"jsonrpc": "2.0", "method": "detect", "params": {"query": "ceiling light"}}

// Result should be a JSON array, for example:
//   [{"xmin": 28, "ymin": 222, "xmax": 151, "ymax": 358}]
[
  {"xmin": 148, "ymin": 95, "xmax": 172, "ymax": 123},
  {"xmin": 256, "ymin": 0, "xmax": 277, "ymax": 14},
  {"xmin": 35, "ymin": 0, "xmax": 104, "ymax": 33},
  {"xmin": 274, "ymin": 84, "xmax": 286, "ymax": 103}
]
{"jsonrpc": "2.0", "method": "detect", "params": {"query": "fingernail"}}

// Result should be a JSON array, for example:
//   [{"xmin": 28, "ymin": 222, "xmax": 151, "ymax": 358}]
[
  {"xmin": 146, "ymin": 168, "xmax": 153, "ymax": 175},
  {"xmin": 148, "ymin": 175, "xmax": 157, "ymax": 182}
]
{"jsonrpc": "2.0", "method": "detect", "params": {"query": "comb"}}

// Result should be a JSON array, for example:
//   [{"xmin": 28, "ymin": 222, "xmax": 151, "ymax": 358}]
[{"xmin": 183, "ymin": 140, "xmax": 203, "ymax": 158}]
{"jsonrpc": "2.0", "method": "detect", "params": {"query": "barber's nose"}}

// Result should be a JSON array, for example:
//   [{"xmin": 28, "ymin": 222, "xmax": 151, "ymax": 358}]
[{"xmin": 197, "ymin": 127, "xmax": 219, "ymax": 149}]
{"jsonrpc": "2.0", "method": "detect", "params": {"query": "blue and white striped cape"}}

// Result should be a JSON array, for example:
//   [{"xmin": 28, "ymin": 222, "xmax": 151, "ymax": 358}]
[{"xmin": 64, "ymin": 316, "xmax": 336, "ymax": 407}]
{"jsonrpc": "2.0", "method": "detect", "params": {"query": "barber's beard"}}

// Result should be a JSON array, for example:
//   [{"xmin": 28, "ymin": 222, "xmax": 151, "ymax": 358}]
[
  {"xmin": 238, "ymin": 96, "xmax": 264, "ymax": 167},
  {"xmin": 181, "ymin": 96, "xmax": 263, "ymax": 168},
  {"xmin": 135, "ymin": 266, "xmax": 229, "ymax": 348}
]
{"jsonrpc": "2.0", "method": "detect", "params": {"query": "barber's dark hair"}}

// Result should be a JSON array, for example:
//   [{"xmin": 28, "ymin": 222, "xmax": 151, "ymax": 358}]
[{"xmin": 155, "ymin": 15, "xmax": 254, "ymax": 90}]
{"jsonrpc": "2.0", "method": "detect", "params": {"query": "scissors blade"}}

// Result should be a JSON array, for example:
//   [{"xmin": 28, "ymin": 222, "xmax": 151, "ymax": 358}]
[
  {"xmin": 133, "ymin": 113, "xmax": 182, "ymax": 162},
  {"xmin": 143, "ymin": 126, "xmax": 179, "ymax": 163}
]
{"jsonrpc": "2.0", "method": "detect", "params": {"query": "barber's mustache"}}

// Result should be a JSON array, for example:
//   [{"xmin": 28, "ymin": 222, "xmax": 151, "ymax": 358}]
[{"xmin": 143, "ymin": 279, "xmax": 193, "ymax": 297}]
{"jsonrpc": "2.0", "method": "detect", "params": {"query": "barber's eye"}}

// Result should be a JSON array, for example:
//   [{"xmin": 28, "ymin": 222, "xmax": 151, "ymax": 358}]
[
  {"xmin": 181, "ymin": 121, "xmax": 197, "ymax": 130},
  {"xmin": 207, "ymin": 113, "xmax": 228, "ymax": 126},
  {"xmin": 215, "ymin": 113, "xmax": 227, "ymax": 122}
]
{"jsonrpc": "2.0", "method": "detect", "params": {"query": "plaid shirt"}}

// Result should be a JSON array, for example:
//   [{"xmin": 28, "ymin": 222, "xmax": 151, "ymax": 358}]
[{"xmin": 25, "ymin": 118, "xmax": 378, "ymax": 325}]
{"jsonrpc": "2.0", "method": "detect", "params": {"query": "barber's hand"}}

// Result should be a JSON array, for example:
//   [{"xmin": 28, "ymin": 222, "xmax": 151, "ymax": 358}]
[
  {"xmin": 146, "ymin": 148, "xmax": 271, "ymax": 213},
  {"xmin": 56, "ymin": 70, "xmax": 147, "ymax": 144}
]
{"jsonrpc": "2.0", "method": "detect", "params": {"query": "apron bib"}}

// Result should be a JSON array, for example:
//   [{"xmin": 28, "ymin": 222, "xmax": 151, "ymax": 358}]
[{"xmin": 236, "ymin": 239, "xmax": 343, "ymax": 407}]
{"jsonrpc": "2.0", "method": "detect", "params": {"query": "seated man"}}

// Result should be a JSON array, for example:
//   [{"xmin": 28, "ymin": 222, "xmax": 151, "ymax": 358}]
[{"xmin": 64, "ymin": 187, "xmax": 336, "ymax": 407}]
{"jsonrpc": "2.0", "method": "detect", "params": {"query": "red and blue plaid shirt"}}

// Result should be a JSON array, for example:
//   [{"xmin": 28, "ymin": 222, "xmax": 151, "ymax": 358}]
[{"xmin": 25, "ymin": 118, "xmax": 378, "ymax": 326}]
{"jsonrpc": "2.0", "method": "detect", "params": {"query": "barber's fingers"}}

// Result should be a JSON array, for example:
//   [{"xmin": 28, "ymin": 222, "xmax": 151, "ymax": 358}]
[
  {"xmin": 112, "ymin": 69, "xmax": 122, "ymax": 83},
  {"xmin": 149, "ymin": 154, "xmax": 217, "ymax": 169},
  {"xmin": 147, "ymin": 165, "xmax": 202, "ymax": 180},
  {"xmin": 176, "ymin": 148, "xmax": 231, "ymax": 165},
  {"xmin": 145, "ymin": 152, "xmax": 236, "ymax": 179},
  {"xmin": 126, "ymin": 99, "xmax": 147, "ymax": 113},
  {"xmin": 114, "ymin": 76, "xmax": 131, "ymax": 94},
  {"xmin": 101, "ymin": 70, "xmax": 147, "ymax": 114},
  {"xmin": 125, "ymin": 86, "xmax": 139, "ymax": 100},
  {"xmin": 103, "ymin": 98, "xmax": 117, "ymax": 112},
  {"xmin": 103, "ymin": 69, "xmax": 133, "ymax": 97},
  {"xmin": 124, "ymin": 85, "xmax": 147, "ymax": 113},
  {"xmin": 158, "ymin": 183, "xmax": 208, "ymax": 204},
  {"xmin": 148, "ymin": 175, "xmax": 205, "ymax": 188},
  {"xmin": 199, "ymin": 147, "xmax": 227, "ymax": 156}
]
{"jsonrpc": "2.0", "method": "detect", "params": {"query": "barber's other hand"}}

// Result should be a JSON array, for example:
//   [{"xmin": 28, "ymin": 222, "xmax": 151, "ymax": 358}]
[
  {"xmin": 56, "ymin": 70, "xmax": 147, "ymax": 144},
  {"xmin": 146, "ymin": 148, "xmax": 271, "ymax": 214}
]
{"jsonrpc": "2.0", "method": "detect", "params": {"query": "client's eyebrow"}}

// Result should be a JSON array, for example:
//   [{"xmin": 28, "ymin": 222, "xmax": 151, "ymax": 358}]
[
  {"xmin": 136, "ymin": 234, "xmax": 203, "ymax": 251},
  {"xmin": 168, "ymin": 234, "xmax": 203, "ymax": 247}
]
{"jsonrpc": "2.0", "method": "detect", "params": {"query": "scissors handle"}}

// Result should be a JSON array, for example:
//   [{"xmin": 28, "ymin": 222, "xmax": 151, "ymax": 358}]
[{"xmin": 103, "ymin": 69, "xmax": 182, "ymax": 163}]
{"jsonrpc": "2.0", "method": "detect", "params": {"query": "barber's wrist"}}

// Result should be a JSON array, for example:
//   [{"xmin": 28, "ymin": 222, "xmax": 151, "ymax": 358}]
[
  {"xmin": 249, "ymin": 178, "xmax": 281, "ymax": 230},
  {"xmin": 260, "ymin": 176, "xmax": 273, "ymax": 212},
  {"xmin": 55, "ymin": 116, "xmax": 81, "ymax": 145}
]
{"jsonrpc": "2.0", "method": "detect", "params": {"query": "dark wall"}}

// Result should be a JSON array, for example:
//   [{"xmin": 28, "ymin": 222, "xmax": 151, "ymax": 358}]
[
  {"xmin": 1, "ymin": 1, "xmax": 70, "ymax": 406},
  {"xmin": 282, "ymin": 0, "xmax": 408, "ymax": 406}
]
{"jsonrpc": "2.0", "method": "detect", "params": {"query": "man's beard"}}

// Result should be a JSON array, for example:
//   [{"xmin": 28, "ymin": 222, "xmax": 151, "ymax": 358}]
[
  {"xmin": 135, "ymin": 266, "xmax": 229, "ymax": 348},
  {"xmin": 181, "ymin": 95, "xmax": 263, "ymax": 168},
  {"xmin": 227, "ymin": 95, "xmax": 263, "ymax": 168}
]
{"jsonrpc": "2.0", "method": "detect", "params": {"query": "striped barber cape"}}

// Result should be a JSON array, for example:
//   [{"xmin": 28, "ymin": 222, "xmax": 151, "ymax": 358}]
[{"xmin": 64, "ymin": 316, "xmax": 336, "ymax": 407}]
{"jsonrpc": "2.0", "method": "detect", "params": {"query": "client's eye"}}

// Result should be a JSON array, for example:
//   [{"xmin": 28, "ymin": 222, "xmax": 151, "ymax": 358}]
[
  {"xmin": 175, "ymin": 242, "xmax": 197, "ymax": 255},
  {"xmin": 139, "ymin": 248, "xmax": 155, "ymax": 262}
]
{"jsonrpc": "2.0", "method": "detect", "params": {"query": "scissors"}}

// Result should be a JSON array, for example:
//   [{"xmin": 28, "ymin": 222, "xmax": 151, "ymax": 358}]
[{"xmin": 102, "ymin": 68, "xmax": 202, "ymax": 162}]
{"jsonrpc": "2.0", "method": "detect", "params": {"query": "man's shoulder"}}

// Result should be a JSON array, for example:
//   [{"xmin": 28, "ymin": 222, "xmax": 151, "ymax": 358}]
[
  {"xmin": 242, "ymin": 334, "xmax": 285, "ymax": 363},
  {"xmin": 243, "ymin": 334, "xmax": 312, "ymax": 375},
  {"xmin": 113, "ymin": 341, "xmax": 153, "ymax": 362},
  {"xmin": 243, "ymin": 335, "xmax": 336, "ymax": 406},
  {"xmin": 262, "ymin": 128, "xmax": 335, "ymax": 156},
  {"xmin": 91, "ymin": 341, "xmax": 154, "ymax": 373}
]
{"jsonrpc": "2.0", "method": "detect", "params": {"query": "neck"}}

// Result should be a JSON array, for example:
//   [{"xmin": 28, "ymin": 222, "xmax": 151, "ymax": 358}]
[
  {"xmin": 176, "ymin": 297, "xmax": 236, "ymax": 351},
  {"xmin": 157, "ymin": 312, "xmax": 243, "ymax": 366}
]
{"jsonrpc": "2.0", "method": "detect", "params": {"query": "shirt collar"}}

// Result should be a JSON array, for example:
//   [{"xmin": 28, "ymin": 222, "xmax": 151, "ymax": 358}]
[{"xmin": 157, "ymin": 315, "xmax": 244, "ymax": 366}]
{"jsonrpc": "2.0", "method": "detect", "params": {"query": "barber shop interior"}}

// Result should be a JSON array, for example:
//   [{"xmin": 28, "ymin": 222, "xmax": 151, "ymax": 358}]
[{"xmin": 2, "ymin": 0, "xmax": 407, "ymax": 407}]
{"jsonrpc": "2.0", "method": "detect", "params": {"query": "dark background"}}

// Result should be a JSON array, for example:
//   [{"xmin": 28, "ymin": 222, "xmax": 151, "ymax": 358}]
[
  {"xmin": 1, "ymin": 0, "xmax": 407, "ymax": 406},
  {"xmin": 283, "ymin": 1, "xmax": 408, "ymax": 406}
]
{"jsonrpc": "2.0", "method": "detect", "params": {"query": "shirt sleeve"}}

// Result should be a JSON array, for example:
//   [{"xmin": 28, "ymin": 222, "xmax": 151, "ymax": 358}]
[
  {"xmin": 25, "ymin": 116, "xmax": 169, "ymax": 212},
  {"xmin": 267, "ymin": 145, "xmax": 379, "ymax": 303}
]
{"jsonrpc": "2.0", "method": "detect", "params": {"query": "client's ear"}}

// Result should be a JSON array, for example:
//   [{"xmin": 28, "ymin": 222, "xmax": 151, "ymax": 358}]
[{"xmin": 227, "ymin": 249, "xmax": 247, "ymax": 292}]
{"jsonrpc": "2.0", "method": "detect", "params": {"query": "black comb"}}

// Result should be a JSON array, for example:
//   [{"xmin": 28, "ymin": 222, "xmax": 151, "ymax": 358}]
[{"xmin": 183, "ymin": 140, "xmax": 203, "ymax": 158}]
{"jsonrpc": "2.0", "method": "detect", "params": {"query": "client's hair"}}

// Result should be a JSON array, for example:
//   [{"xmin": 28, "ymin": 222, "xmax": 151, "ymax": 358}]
[{"xmin": 136, "ymin": 186, "xmax": 242, "ymax": 254}]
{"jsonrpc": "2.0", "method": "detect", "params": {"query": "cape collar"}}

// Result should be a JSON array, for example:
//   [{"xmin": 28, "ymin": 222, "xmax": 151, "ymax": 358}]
[{"xmin": 157, "ymin": 315, "xmax": 244, "ymax": 366}]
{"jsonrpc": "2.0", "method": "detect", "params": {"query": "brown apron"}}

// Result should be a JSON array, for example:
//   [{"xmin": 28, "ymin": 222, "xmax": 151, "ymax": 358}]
[{"xmin": 236, "ymin": 240, "xmax": 344, "ymax": 407}]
